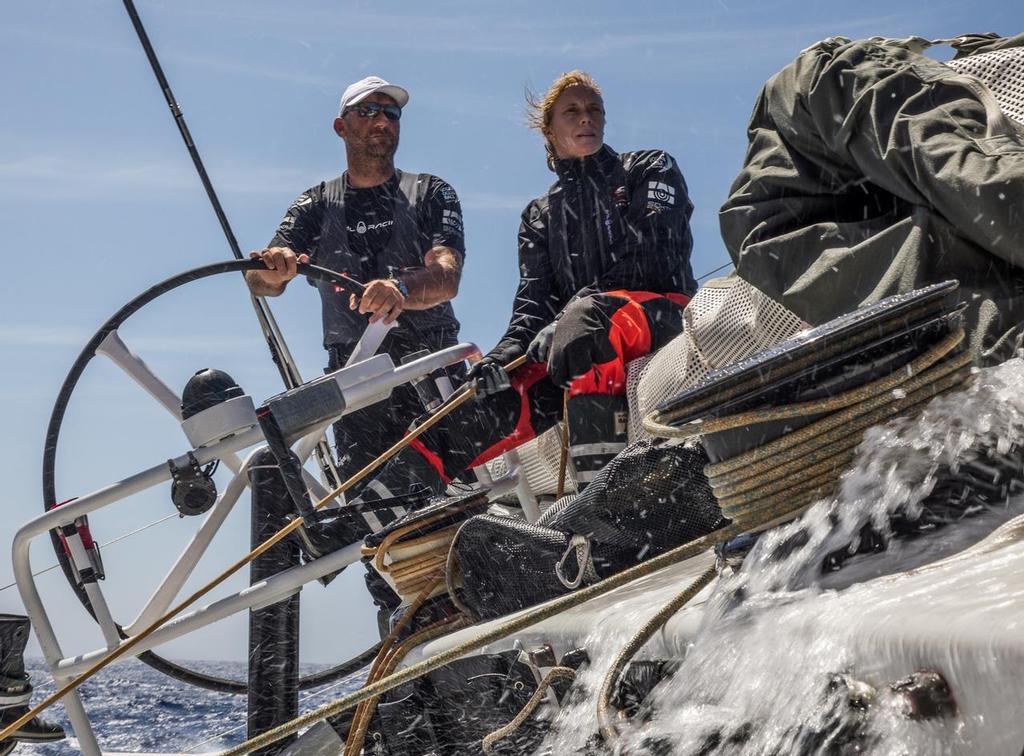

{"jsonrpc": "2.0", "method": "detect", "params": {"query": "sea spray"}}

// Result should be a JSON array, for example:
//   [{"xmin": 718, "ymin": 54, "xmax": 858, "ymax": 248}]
[{"xmin": 537, "ymin": 359, "xmax": 1024, "ymax": 755}]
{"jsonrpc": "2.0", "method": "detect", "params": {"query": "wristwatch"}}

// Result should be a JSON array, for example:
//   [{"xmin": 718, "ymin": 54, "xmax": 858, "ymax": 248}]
[{"xmin": 389, "ymin": 275, "xmax": 410, "ymax": 298}]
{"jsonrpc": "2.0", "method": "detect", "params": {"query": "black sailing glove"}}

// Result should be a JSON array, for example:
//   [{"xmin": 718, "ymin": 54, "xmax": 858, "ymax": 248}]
[
  {"xmin": 526, "ymin": 321, "xmax": 558, "ymax": 364},
  {"xmin": 466, "ymin": 356, "xmax": 512, "ymax": 398},
  {"xmin": 547, "ymin": 299, "xmax": 617, "ymax": 389}
]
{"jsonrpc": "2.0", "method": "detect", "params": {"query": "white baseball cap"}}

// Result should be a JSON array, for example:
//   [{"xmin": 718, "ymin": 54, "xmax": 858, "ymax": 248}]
[{"xmin": 338, "ymin": 76, "xmax": 410, "ymax": 117}]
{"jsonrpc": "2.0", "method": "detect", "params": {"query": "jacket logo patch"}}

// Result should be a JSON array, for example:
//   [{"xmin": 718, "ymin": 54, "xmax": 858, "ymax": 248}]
[
  {"xmin": 440, "ymin": 184, "xmax": 458, "ymax": 204},
  {"xmin": 647, "ymin": 181, "xmax": 676, "ymax": 207},
  {"xmin": 443, "ymin": 208, "xmax": 463, "ymax": 234},
  {"xmin": 347, "ymin": 219, "xmax": 393, "ymax": 235}
]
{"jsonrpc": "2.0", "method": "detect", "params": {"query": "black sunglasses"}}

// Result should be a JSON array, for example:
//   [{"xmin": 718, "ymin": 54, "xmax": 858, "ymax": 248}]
[{"xmin": 345, "ymin": 102, "xmax": 402, "ymax": 122}]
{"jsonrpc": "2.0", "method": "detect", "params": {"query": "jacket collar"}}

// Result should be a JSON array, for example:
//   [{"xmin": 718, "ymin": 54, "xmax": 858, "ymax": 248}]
[{"xmin": 552, "ymin": 144, "xmax": 619, "ymax": 181}]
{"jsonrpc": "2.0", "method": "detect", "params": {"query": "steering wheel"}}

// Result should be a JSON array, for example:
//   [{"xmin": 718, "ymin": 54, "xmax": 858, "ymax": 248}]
[{"xmin": 42, "ymin": 259, "xmax": 380, "ymax": 693}]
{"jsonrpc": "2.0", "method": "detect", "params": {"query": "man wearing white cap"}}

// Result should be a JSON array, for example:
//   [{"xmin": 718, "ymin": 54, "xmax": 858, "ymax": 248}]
[{"xmin": 246, "ymin": 75, "xmax": 466, "ymax": 514}]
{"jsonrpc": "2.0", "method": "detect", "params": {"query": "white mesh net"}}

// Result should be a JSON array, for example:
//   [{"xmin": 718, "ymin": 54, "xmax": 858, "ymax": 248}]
[
  {"xmin": 627, "ymin": 275, "xmax": 809, "ymax": 441},
  {"xmin": 946, "ymin": 46, "xmax": 1024, "ymax": 126},
  {"xmin": 484, "ymin": 422, "xmax": 577, "ymax": 497}
]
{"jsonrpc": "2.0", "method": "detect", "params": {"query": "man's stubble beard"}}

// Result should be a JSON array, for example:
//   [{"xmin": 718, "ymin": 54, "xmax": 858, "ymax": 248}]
[{"xmin": 349, "ymin": 131, "xmax": 399, "ymax": 175}]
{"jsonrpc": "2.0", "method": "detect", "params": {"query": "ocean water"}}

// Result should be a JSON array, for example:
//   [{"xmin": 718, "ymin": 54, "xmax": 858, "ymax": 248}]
[{"xmin": 21, "ymin": 658, "xmax": 364, "ymax": 755}]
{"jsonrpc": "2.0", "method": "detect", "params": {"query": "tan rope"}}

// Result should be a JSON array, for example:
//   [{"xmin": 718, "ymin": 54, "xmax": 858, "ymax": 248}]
[
  {"xmin": 344, "ymin": 611, "xmax": 469, "ymax": 756},
  {"xmin": 444, "ymin": 520, "xmax": 477, "ymax": 618},
  {"xmin": 644, "ymin": 300, "xmax": 946, "ymax": 429},
  {"xmin": 0, "ymin": 355, "xmax": 527, "ymax": 744},
  {"xmin": 481, "ymin": 666, "xmax": 576, "ymax": 755},
  {"xmin": 712, "ymin": 446, "xmax": 857, "ymax": 500},
  {"xmin": 714, "ymin": 447, "xmax": 855, "ymax": 502},
  {"xmin": 706, "ymin": 354, "xmax": 971, "ymax": 478},
  {"xmin": 596, "ymin": 565, "xmax": 717, "ymax": 744},
  {"xmin": 372, "ymin": 527, "xmax": 459, "ymax": 565},
  {"xmin": 361, "ymin": 579, "xmax": 441, "ymax": 694},
  {"xmin": 371, "ymin": 496, "xmax": 487, "ymax": 574},
  {"xmin": 708, "ymin": 432, "xmax": 865, "ymax": 488},
  {"xmin": 643, "ymin": 330, "xmax": 965, "ymax": 440},
  {"xmin": 389, "ymin": 546, "xmax": 451, "ymax": 582},
  {"xmin": 390, "ymin": 563, "xmax": 449, "ymax": 597},
  {"xmin": 557, "ymin": 389, "xmax": 571, "ymax": 500},
  {"xmin": 363, "ymin": 493, "xmax": 489, "ymax": 603},
  {"xmin": 716, "ymin": 365, "xmax": 970, "ymax": 523}
]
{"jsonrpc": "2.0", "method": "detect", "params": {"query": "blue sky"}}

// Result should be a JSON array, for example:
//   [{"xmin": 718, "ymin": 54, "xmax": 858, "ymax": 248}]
[{"xmin": 2, "ymin": 1, "xmax": 1022, "ymax": 670}]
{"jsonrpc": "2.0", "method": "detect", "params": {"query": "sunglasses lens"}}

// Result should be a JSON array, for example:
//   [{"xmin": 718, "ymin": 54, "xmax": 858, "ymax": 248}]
[{"xmin": 350, "ymin": 103, "xmax": 401, "ymax": 121}]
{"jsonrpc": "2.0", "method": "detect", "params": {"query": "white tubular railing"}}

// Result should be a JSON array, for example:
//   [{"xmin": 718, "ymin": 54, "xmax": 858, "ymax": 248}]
[
  {"xmin": 55, "ymin": 541, "xmax": 363, "ymax": 679},
  {"xmin": 14, "ymin": 342, "xmax": 481, "ymax": 756}
]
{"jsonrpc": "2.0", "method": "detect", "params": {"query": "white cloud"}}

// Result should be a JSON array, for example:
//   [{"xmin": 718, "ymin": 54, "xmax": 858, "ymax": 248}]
[
  {"xmin": 0, "ymin": 324, "xmax": 256, "ymax": 355},
  {"xmin": 0, "ymin": 154, "xmax": 316, "ymax": 200},
  {"xmin": 0, "ymin": 325, "xmax": 90, "ymax": 348}
]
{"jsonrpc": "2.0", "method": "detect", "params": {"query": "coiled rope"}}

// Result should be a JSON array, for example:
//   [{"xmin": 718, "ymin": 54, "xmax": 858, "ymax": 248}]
[
  {"xmin": 363, "ymin": 494, "xmax": 488, "ymax": 604},
  {"xmin": 594, "ymin": 328, "xmax": 973, "ymax": 746},
  {"xmin": 644, "ymin": 330, "xmax": 971, "ymax": 525}
]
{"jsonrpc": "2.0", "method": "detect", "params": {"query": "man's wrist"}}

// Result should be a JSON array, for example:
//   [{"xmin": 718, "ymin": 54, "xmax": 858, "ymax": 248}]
[{"xmin": 389, "ymin": 275, "xmax": 410, "ymax": 298}]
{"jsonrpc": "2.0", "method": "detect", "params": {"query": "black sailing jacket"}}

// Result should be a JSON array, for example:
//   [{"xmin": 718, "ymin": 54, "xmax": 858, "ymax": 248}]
[{"xmin": 489, "ymin": 144, "xmax": 697, "ymax": 363}]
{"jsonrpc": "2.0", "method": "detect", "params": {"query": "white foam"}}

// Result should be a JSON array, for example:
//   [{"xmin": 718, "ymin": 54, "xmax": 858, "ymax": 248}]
[{"xmin": 537, "ymin": 359, "xmax": 1024, "ymax": 755}]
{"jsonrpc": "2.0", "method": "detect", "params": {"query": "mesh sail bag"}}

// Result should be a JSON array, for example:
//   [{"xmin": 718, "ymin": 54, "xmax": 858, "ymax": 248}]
[
  {"xmin": 453, "ymin": 440, "xmax": 726, "ymax": 620},
  {"xmin": 451, "ymin": 514, "xmax": 573, "ymax": 620},
  {"xmin": 627, "ymin": 275, "xmax": 808, "ymax": 441},
  {"xmin": 538, "ymin": 440, "xmax": 725, "ymax": 556},
  {"xmin": 946, "ymin": 45, "xmax": 1024, "ymax": 125}
]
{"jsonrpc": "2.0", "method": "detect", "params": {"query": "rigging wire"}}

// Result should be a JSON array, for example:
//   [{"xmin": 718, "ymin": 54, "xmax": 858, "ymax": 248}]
[
  {"xmin": 696, "ymin": 260, "xmax": 733, "ymax": 282},
  {"xmin": 0, "ymin": 513, "xmax": 180, "ymax": 594}
]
